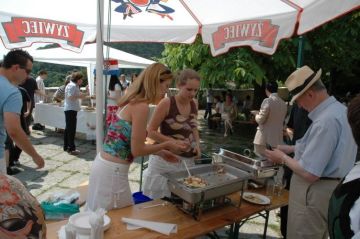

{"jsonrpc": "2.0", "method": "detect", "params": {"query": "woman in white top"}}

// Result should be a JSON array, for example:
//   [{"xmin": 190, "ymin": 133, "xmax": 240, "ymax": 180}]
[{"xmin": 106, "ymin": 75, "xmax": 124, "ymax": 127}]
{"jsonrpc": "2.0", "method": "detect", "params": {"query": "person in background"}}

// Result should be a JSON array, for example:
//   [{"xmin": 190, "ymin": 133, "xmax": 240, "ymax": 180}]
[
  {"xmin": 0, "ymin": 173, "xmax": 47, "ymax": 238},
  {"xmin": 328, "ymin": 95, "xmax": 360, "ymax": 239},
  {"xmin": 265, "ymin": 66, "xmax": 357, "ymax": 239},
  {"xmin": 142, "ymin": 69, "xmax": 200, "ymax": 199},
  {"xmin": 32, "ymin": 70, "xmax": 48, "ymax": 130},
  {"xmin": 6, "ymin": 86, "xmax": 32, "ymax": 175},
  {"xmin": 0, "ymin": 49, "xmax": 45, "ymax": 174},
  {"xmin": 253, "ymin": 81, "xmax": 287, "ymax": 156},
  {"xmin": 280, "ymin": 102, "xmax": 312, "ymax": 238},
  {"xmin": 208, "ymin": 95, "xmax": 223, "ymax": 130},
  {"xmin": 63, "ymin": 72, "xmax": 90, "ymax": 155},
  {"xmin": 119, "ymin": 74, "xmax": 128, "ymax": 91},
  {"xmin": 204, "ymin": 83, "xmax": 214, "ymax": 119},
  {"xmin": 222, "ymin": 93, "xmax": 238, "ymax": 137},
  {"xmin": 106, "ymin": 74, "xmax": 125, "ymax": 127},
  {"xmin": 34, "ymin": 70, "xmax": 47, "ymax": 104},
  {"xmin": 242, "ymin": 95, "xmax": 252, "ymax": 121},
  {"xmin": 53, "ymin": 77, "xmax": 71, "ymax": 103},
  {"xmin": 86, "ymin": 63, "xmax": 187, "ymax": 211},
  {"xmin": 130, "ymin": 73, "xmax": 138, "ymax": 85}
]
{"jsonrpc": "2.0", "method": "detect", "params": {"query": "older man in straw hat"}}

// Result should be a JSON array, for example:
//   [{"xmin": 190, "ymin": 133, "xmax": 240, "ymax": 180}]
[{"xmin": 265, "ymin": 65, "xmax": 357, "ymax": 239}]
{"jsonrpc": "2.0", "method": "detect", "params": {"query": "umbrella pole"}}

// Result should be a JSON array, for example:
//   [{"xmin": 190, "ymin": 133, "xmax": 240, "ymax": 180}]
[
  {"xmin": 296, "ymin": 35, "xmax": 305, "ymax": 68},
  {"xmin": 95, "ymin": 0, "xmax": 105, "ymax": 153}
]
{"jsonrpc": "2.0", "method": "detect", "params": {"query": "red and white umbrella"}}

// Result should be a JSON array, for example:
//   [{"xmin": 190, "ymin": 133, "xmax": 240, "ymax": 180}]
[
  {"xmin": 1, "ymin": 0, "xmax": 359, "ymax": 150},
  {"xmin": 1, "ymin": 0, "xmax": 359, "ymax": 55}
]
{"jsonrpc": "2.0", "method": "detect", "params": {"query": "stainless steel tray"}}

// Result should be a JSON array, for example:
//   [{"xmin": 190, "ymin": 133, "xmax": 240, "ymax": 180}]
[
  {"xmin": 162, "ymin": 163, "xmax": 250, "ymax": 204},
  {"xmin": 214, "ymin": 148, "xmax": 279, "ymax": 178}
]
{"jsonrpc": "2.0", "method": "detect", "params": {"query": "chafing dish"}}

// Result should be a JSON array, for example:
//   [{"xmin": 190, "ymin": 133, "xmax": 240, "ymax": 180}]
[
  {"xmin": 162, "ymin": 163, "xmax": 250, "ymax": 220},
  {"xmin": 213, "ymin": 148, "xmax": 280, "ymax": 179}
]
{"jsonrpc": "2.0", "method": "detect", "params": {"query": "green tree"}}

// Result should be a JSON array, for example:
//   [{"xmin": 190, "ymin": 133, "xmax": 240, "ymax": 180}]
[{"xmin": 160, "ymin": 11, "xmax": 360, "ymax": 107}]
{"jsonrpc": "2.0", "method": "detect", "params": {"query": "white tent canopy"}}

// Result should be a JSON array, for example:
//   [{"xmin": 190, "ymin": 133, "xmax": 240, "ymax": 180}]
[
  {"xmin": 27, "ymin": 43, "xmax": 154, "ymax": 69},
  {"xmin": 1, "ymin": 43, "xmax": 155, "ymax": 95}
]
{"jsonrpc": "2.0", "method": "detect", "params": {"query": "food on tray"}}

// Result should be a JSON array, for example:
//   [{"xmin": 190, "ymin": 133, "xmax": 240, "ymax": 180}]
[
  {"xmin": 214, "ymin": 165, "xmax": 225, "ymax": 174},
  {"xmin": 183, "ymin": 176, "xmax": 207, "ymax": 188},
  {"xmin": 243, "ymin": 194, "xmax": 264, "ymax": 204}
]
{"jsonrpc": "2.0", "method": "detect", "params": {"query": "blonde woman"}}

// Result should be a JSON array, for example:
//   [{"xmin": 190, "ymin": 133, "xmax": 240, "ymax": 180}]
[
  {"xmin": 86, "ymin": 63, "xmax": 187, "ymax": 211},
  {"xmin": 143, "ymin": 69, "xmax": 201, "ymax": 199}
]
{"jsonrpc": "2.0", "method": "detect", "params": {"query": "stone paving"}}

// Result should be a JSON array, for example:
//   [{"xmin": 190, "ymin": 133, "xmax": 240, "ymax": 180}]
[{"xmin": 13, "ymin": 110, "xmax": 283, "ymax": 239}]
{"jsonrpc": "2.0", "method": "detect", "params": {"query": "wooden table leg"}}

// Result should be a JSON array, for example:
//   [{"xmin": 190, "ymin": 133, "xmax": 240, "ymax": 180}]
[{"xmin": 262, "ymin": 210, "xmax": 270, "ymax": 239}]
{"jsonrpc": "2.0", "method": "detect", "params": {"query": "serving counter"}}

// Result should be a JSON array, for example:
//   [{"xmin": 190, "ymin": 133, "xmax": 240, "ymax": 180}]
[{"xmin": 34, "ymin": 103, "xmax": 97, "ymax": 140}]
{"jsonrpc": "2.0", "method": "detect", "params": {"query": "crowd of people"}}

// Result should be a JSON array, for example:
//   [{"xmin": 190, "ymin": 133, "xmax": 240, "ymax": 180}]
[{"xmin": 0, "ymin": 48, "xmax": 359, "ymax": 239}]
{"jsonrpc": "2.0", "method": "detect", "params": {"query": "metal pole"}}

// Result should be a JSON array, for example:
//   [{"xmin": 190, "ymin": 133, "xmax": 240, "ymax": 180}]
[
  {"xmin": 95, "ymin": 0, "xmax": 104, "ymax": 153},
  {"xmin": 296, "ymin": 35, "xmax": 305, "ymax": 68}
]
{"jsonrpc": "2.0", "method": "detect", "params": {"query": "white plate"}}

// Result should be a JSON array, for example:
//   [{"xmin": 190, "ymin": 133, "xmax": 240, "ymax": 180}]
[
  {"xmin": 242, "ymin": 192, "xmax": 270, "ymax": 205},
  {"xmin": 69, "ymin": 212, "xmax": 111, "ymax": 235}
]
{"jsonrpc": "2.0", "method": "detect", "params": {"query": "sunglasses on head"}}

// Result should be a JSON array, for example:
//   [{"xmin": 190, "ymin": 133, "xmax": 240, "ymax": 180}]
[
  {"xmin": 19, "ymin": 65, "xmax": 31, "ymax": 74},
  {"xmin": 160, "ymin": 69, "xmax": 172, "ymax": 81}
]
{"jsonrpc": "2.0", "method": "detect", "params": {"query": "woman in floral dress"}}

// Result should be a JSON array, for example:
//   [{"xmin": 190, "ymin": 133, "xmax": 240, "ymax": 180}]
[{"xmin": 86, "ymin": 63, "xmax": 187, "ymax": 211}]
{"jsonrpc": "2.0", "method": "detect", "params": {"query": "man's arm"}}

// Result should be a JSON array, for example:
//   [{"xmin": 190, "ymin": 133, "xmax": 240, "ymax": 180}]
[
  {"xmin": 4, "ymin": 112, "xmax": 44, "ymax": 168},
  {"xmin": 35, "ymin": 89, "xmax": 46, "ymax": 97},
  {"xmin": 265, "ymin": 148, "xmax": 319, "ymax": 183},
  {"xmin": 255, "ymin": 99, "xmax": 269, "ymax": 125}
]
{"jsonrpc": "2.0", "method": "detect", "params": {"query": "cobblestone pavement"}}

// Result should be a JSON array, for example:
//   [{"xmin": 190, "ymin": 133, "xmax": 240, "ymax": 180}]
[{"xmin": 13, "ymin": 110, "xmax": 283, "ymax": 239}]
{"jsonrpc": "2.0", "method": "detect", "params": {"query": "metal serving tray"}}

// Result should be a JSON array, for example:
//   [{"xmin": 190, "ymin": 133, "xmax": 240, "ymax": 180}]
[
  {"xmin": 162, "ymin": 163, "xmax": 250, "ymax": 204},
  {"xmin": 214, "ymin": 148, "xmax": 279, "ymax": 179}
]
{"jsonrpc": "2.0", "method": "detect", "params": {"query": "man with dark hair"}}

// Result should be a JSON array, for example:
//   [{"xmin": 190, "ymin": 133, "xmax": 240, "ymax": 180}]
[
  {"xmin": 265, "ymin": 66, "xmax": 357, "ymax": 238},
  {"xmin": 0, "ymin": 49, "xmax": 45, "ymax": 173},
  {"xmin": 253, "ymin": 81, "xmax": 287, "ymax": 156}
]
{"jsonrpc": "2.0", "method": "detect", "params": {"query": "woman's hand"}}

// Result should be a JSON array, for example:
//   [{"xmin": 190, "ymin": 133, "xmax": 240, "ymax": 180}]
[
  {"xmin": 157, "ymin": 150, "xmax": 179, "ymax": 163},
  {"xmin": 165, "ymin": 140, "xmax": 190, "ymax": 154},
  {"xmin": 194, "ymin": 145, "xmax": 201, "ymax": 159}
]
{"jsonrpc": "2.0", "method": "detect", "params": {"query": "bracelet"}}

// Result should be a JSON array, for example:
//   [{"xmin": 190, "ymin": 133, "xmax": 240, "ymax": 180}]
[{"xmin": 281, "ymin": 154, "xmax": 288, "ymax": 165}]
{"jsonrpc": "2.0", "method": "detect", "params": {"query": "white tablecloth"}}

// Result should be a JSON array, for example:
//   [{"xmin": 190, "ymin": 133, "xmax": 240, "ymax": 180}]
[{"xmin": 34, "ymin": 103, "xmax": 97, "ymax": 140}]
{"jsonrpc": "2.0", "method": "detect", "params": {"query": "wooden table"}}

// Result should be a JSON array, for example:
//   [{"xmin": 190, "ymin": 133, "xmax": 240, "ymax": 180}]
[{"xmin": 47, "ymin": 188, "xmax": 288, "ymax": 239}]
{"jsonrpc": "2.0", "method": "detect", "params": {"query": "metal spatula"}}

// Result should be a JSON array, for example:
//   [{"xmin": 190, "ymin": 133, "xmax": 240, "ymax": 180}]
[{"xmin": 182, "ymin": 160, "xmax": 192, "ymax": 177}]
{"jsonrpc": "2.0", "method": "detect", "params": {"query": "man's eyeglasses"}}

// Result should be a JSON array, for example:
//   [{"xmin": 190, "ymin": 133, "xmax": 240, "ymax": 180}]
[{"xmin": 19, "ymin": 65, "xmax": 32, "ymax": 74}]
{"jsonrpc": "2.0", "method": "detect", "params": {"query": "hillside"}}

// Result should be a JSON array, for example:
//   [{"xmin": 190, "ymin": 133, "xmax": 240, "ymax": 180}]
[{"xmin": 33, "ymin": 43, "xmax": 164, "ymax": 87}]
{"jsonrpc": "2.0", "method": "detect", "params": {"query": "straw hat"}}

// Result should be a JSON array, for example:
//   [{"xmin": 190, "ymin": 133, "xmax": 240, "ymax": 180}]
[{"xmin": 285, "ymin": 65, "xmax": 322, "ymax": 103}]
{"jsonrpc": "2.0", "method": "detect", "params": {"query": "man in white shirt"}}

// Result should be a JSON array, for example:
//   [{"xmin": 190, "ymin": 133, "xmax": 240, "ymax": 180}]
[{"xmin": 33, "ymin": 70, "xmax": 48, "ymax": 130}]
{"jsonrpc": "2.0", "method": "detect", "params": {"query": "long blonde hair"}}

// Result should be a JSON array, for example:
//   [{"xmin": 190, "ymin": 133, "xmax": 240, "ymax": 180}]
[{"xmin": 117, "ymin": 63, "xmax": 172, "ymax": 107}]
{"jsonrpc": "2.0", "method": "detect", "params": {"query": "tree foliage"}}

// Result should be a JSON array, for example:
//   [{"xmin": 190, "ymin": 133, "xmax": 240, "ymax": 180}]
[{"xmin": 160, "ymin": 11, "xmax": 360, "ymax": 97}]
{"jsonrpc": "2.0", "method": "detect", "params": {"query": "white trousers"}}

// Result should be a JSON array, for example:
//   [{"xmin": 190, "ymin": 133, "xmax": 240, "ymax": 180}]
[
  {"xmin": 142, "ymin": 155, "xmax": 195, "ymax": 199},
  {"xmin": 86, "ymin": 153, "xmax": 133, "ymax": 211}
]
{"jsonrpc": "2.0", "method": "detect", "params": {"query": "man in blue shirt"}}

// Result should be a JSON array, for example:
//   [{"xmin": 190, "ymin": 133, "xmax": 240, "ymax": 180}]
[
  {"xmin": 265, "ymin": 66, "xmax": 357, "ymax": 239},
  {"xmin": 0, "ymin": 50, "xmax": 45, "ymax": 173}
]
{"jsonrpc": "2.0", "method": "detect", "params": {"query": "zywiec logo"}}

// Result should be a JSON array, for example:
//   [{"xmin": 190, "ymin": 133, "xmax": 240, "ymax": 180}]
[
  {"xmin": 2, "ymin": 17, "xmax": 84, "ymax": 48},
  {"xmin": 212, "ymin": 20, "xmax": 279, "ymax": 50}
]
